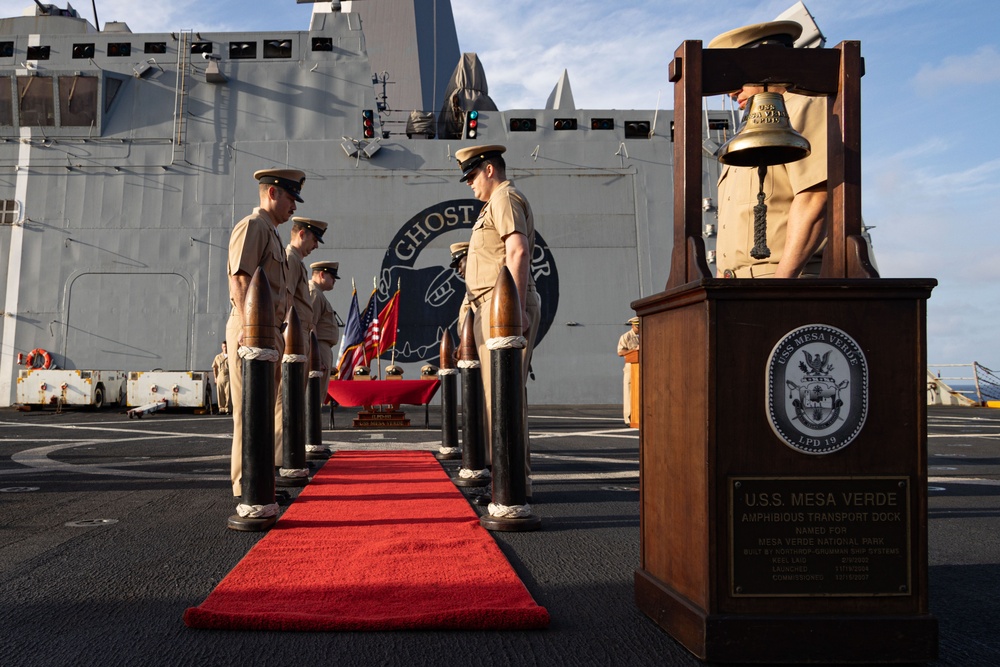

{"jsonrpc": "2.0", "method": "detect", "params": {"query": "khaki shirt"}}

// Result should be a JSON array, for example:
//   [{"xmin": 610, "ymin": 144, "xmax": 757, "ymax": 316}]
[
  {"xmin": 227, "ymin": 207, "xmax": 288, "ymax": 326},
  {"xmin": 309, "ymin": 280, "xmax": 339, "ymax": 346},
  {"xmin": 617, "ymin": 329, "xmax": 639, "ymax": 357},
  {"xmin": 465, "ymin": 180, "xmax": 536, "ymax": 301},
  {"xmin": 285, "ymin": 243, "xmax": 313, "ymax": 331},
  {"xmin": 716, "ymin": 92, "xmax": 828, "ymax": 277}
]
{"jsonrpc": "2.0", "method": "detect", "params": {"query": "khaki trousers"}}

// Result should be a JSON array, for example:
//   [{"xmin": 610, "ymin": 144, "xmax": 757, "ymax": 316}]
[
  {"xmin": 623, "ymin": 364, "xmax": 631, "ymax": 425},
  {"xmin": 317, "ymin": 342, "xmax": 334, "ymax": 399}
]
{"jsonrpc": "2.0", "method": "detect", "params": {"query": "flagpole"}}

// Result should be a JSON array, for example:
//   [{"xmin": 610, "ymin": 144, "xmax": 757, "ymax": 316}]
[
  {"xmin": 390, "ymin": 277, "xmax": 399, "ymax": 367},
  {"xmin": 374, "ymin": 276, "xmax": 381, "ymax": 381}
]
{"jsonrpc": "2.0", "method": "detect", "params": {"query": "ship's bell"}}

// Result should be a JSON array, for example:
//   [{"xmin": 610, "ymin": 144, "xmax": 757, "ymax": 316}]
[{"xmin": 717, "ymin": 92, "xmax": 810, "ymax": 167}]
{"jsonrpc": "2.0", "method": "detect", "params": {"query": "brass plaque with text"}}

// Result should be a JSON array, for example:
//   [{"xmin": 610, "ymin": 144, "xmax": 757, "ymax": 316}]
[{"xmin": 729, "ymin": 477, "xmax": 911, "ymax": 597}]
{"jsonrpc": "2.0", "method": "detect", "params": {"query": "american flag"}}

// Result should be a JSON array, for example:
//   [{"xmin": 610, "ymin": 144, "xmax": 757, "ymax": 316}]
[{"xmin": 344, "ymin": 289, "xmax": 378, "ymax": 376}]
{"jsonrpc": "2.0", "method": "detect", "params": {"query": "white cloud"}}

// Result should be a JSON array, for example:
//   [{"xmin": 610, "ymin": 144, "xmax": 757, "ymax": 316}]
[{"xmin": 914, "ymin": 46, "xmax": 1000, "ymax": 88}]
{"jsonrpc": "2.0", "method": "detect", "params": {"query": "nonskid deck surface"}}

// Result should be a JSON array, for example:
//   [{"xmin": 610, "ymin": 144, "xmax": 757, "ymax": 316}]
[{"xmin": 0, "ymin": 405, "xmax": 997, "ymax": 666}]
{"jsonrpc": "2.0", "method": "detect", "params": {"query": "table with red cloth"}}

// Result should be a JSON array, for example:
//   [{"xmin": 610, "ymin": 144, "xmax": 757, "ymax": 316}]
[{"xmin": 327, "ymin": 379, "xmax": 441, "ymax": 428}]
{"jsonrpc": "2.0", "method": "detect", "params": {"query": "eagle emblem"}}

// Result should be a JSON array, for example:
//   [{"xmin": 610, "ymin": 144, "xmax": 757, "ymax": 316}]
[{"xmin": 766, "ymin": 324, "xmax": 869, "ymax": 455}]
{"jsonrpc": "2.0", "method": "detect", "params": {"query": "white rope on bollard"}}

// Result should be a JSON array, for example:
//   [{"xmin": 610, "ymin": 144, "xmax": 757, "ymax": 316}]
[
  {"xmin": 437, "ymin": 368, "xmax": 460, "ymax": 376},
  {"xmin": 488, "ymin": 502, "xmax": 533, "ymax": 518},
  {"xmin": 486, "ymin": 336, "xmax": 526, "ymax": 350},
  {"xmin": 239, "ymin": 346, "xmax": 280, "ymax": 362},
  {"xmin": 308, "ymin": 370, "xmax": 324, "ymax": 378},
  {"xmin": 457, "ymin": 360, "xmax": 481, "ymax": 369},
  {"xmin": 438, "ymin": 446, "xmax": 460, "ymax": 455},
  {"xmin": 236, "ymin": 502, "xmax": 279, "ymax": 518},
  {"xmin": 305, "ymin": 444, "xmax": 330, "ymax": 452},
  {"xmin": 282, "ymin": 353, "xmax": 308, "ymax": 364},
  {"xmin": 459, "ymin": 467, "xmax": 491, "ymax": 479},
  {"xmin": 279, "ymin": 467, "xmax": 309, "ymax": 478}
]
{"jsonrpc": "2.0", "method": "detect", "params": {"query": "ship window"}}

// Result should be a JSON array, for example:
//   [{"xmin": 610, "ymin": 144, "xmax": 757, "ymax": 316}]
[
  {"xmin": 0, "ymin": 199, "xmax": 19, "ymax": 225},
  {"xmin": 104, "ymin": 76, "xmax": 124, "ymax": 112},
  {"xmin": 73, "ymin": 43, "xmax": 95, "ymax": 59},
  {"xmin": 145, "ymin": 42, "xmax": 167, "ymax": 54},
  {"xmin": 708, "ymin": 119, "xmax": 730, "ymax": 131},
  {"xmin": 58, "ymin": 75, "xmax": 97, "ymax": 127},
  {"xmin": 0, "ymin": 42, "xmax": 13, "ymax": 58},
  {"xmin": 27, "ymin": 46, "xmax": 51, "ymax": 61},
  {"xmin": 190, "ymin": 42, "xmax": 212, "ymax": 55},
  {"xmin": 263, "ymin": 39, "xmax": 292, "ymax": 59},
  {"xmin": 108, "ymin": 43, "xmax": 131, "ymax": 57},
  {"xmin": 311, "ymin": 37, "xmax": 333, "ymax": 52},
  {"xmin": 624, "ymin": 120, "xmax": 650, "ymax": 139},
  {"xmin": 17, "ymin": 75, "xmax": 55, "ymax": 126},
  {"xmin": 229, "ymin": 41, "xmax": 256, "ymax": 59},
  {"xmin": 509, "ymin": 118, "xmax": 537, "ymax": 132},
  {"xmin": 0, "ymin": 76, "xmax": 12, "ymax": 126}
]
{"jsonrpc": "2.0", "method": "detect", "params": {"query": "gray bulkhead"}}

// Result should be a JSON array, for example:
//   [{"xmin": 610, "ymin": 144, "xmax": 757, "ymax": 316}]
[{"xmin": 0, "ymin": 4, "xmax": 729, "ymax": 406}]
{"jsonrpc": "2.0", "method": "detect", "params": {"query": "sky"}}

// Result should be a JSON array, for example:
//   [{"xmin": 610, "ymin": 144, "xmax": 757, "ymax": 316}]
[{"xmin": 2, "ymin": 0, "xmax": 998, "ymax": 372}]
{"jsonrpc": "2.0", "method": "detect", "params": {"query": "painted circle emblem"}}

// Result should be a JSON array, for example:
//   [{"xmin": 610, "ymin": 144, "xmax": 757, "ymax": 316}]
[
  {"xmin": 378, "ymin": 199, "xmax": 559, "ymax": 364},
  {"xmin": 766, "ymin": 324, "xmax": 868, "ymax": 455}
]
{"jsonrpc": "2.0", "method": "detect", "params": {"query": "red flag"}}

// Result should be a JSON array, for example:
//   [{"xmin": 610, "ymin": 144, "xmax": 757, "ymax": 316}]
[{"xmin": 376, "ymin": 289, "xmax": 400, "ymax": 356}]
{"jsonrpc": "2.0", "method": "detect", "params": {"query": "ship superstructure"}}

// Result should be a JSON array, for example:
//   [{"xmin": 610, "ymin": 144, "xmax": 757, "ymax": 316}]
[{"xmin": 0, "ymin": 0, "xmax": 737, "ymax": 405}]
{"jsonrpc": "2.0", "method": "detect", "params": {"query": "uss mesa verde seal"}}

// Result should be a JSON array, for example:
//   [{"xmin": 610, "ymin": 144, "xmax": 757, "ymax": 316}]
[{"xmin": 766, "ymin": 324, "xmax": 869, "ymax": 455}]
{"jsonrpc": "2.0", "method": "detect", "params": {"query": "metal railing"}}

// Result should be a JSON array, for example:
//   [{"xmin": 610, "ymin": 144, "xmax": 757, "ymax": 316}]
[{"xmin": 927, "ymin": 362, "xmax": 1000, "ymax": 404}]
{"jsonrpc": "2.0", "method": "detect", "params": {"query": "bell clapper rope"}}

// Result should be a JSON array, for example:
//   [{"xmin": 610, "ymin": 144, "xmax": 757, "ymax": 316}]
[{"xmin": 751, "ymin": 164, "xmax": 771, "ymax": 260}]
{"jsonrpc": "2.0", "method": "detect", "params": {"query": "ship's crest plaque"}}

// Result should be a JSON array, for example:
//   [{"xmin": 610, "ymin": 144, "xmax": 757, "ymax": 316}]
[{"xmin": 767, "ymin": 324, "xmax": 868, "ymax": 455}]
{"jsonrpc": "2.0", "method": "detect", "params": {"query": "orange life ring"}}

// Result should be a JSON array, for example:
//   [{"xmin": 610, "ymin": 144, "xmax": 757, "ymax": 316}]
[{"xmin": 25, "ymin": 348, "xmax": 53, "ymax": 369}]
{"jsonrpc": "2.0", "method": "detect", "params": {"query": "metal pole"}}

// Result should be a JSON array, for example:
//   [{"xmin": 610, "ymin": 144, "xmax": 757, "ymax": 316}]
[
  {"xmin": 455, "ymin": 310, "xmax": 489, "ymax": 489},
  {"xmin": 278, "ymin": 307, "xmax": 309, "ymax": 487},
  {"xmin": 436, "ymin": 328, "xmax": 461, "ymax": 460},
  {"xmin": 305, "ymin": 331, "xmax": 330, "ymax": 459},
  {"xmin": 228, "ymin": 268, "xmax": 278, "ymax": 532},
  {"xmin": 480, "ymin": 268, "xmax": 540, "ymax": 532}
]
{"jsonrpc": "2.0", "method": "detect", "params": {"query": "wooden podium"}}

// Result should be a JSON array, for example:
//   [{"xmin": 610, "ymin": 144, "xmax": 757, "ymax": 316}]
[
  {"xmin": 625, "ymin": 349, "xmax": 640, "ymax": 428},
  {"xmin": 632, "ymin": 41, "xmax": 938, "ymax": 663}
]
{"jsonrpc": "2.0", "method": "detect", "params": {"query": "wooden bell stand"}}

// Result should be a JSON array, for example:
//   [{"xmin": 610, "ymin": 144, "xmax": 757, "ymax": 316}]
[{"xmin": 632, "ymin": 40, "xmax": 938, "ymax": 663}]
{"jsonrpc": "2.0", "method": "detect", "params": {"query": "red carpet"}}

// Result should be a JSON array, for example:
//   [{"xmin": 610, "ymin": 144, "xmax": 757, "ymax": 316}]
[{"xmin": 184, "ymin": 450, "xmax": 549, "ymax": 631}]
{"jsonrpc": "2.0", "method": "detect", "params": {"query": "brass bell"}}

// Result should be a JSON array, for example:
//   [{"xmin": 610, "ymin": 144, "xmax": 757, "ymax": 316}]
[{"xmin": 717, "ymin": 91, "xmax": 810, "ymax": 167}]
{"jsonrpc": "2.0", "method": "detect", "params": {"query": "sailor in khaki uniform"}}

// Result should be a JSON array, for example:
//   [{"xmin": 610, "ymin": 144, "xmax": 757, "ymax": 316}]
[
  {"xmin": 212, "ymin": 341, "xmax": 231, "ymax": 414},
  {"xmin": 456, "ymin": 145, "xmax": 540, "ymax": 479},
  {"xmin": 309, "ymin": 261, "xmax": 340, "ymax": 392},
  {"xmin": 617, "ymin": 317, "xmax": 639, "ymax": 424},
  {"xmin": 450, "ymin": 241, "xmax": 471, "ymax": 335},
  {"xmin": 226, "ymin": 167, "xmax": 304, "ymax": 497},
  {"xmin": 710, "ymin": 20, "xmax": 828, "ymax": 279},
  {"xmin": 285, "ymin": 217, "xmax": 327, "ymax": 333}
]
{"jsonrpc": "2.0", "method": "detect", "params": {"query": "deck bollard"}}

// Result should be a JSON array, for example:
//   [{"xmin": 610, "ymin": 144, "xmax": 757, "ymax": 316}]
[
  {"xmin": 455, "ymin": 310, "xmax": 490, "ymax": 489},
  {"xmin": 277, "ymin": 307, "xmax": 309, "ymax": 488},
  {"xmin": 436, "ymin": 328, "xmax": 462, "ymax": 460},
  {"xmin": 305, "ymin": 331, "xmax": 330, "ymax": 459},
  {"xmin": 228, "ymin": 267, "xmax": 279, "ymax": 532},
  {"xmin": 480, "ymin": 267, "xmax": 540, "ymax": 532}
]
